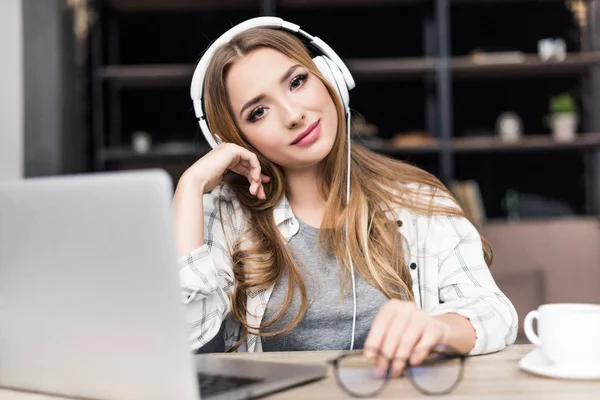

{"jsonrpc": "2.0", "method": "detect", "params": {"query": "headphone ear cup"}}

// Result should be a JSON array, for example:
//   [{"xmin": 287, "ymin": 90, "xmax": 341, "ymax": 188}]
[{"xmin": 313, "ymin": 55, "xmax": 350, "ymax": 111}]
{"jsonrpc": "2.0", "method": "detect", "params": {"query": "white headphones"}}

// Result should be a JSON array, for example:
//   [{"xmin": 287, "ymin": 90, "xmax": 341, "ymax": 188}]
[
  {"xmin": 190, "ymin": 16, "xmax": 355, "ymax": 149},
  {"xmin": 189, "ymin": 17, "xmax": 359, "ymax": 351}
]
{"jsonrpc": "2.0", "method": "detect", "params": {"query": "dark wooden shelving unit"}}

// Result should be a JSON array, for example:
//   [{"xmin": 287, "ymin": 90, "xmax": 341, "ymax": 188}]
[{"xmin": 92, "ymin": 0, "xmax": 600, "ymax": 217}]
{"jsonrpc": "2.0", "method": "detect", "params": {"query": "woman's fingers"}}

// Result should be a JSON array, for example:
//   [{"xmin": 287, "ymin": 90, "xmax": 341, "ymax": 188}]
[
  {"xmin": 390, "ymin": 316, "xmax": 426, "ymax": 378},
  {"xmin": 365, "ymin": 300, "xmax": 414, "ymax": 373},
  {"xmin": 245, "ymin": 152, "xmax": 261, "ymax": 183},
  {"xmin": 409, "ymin": 326, "xmax": 441, "ymax": 366},
  {"xmin": 186, "ymin": 142, "xmax": 269, "ymax": 197},
  {"xmin": 249, "ymin": 180, "xmax": 259, "ymax": 196},
  {"xmin": 230, "ymin": 163, "xmax": 258, "ymax": 196},
  {"xmin": 257, "ymin": 183, "xmax": 266, "ymax": 199},
  {"xmin": 364, "ymin": 302, "xmax": 395, "ymax": 365},
  {"xmin": 250, "ymin": 181, "xmax": 267, "ymax": 200},
  {"xmin": 228, "ymin": 152, "xmax": 269, "ymax": 200},
  {"xmin": 240, "ymin": 152, "xmax": 267, "ymax": 198},
  {"xmin": 379, "ymin": 313, "xmax": 413, "ymax": 377},
  {"xmin": 365, "ymin": 300, "xmax": 453, "ymax": 379},
  {"xmin": 232, "ymin": 164, "xmax": 250, "ymax": 176}
]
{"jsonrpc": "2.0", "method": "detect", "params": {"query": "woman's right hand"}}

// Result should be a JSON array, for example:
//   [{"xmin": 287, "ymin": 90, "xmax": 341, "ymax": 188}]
[
  {"xmin": 180, "ymin": 143, "xmax": 270, "ymax": 199},
  {"xmin": 172, "ymin": 143, "xmax": 269, "ymax": 255}
]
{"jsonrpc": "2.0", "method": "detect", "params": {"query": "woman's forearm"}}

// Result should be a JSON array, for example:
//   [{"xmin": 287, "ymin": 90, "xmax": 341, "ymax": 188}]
[{"xmin": 172, "ymin": 175, "xmax": 206, "ymax": 257}]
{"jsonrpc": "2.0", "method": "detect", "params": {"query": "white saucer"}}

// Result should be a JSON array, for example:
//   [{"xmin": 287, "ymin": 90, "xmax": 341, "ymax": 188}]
[{"xmin": 519, "ymin": 348, "xmax": 600, "ymax": 380}]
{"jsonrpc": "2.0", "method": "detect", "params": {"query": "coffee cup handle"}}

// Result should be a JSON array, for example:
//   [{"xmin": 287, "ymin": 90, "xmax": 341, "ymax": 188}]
[{"xmin": 524, "ymin": 310, "xmax": 542, "ymax": 346}]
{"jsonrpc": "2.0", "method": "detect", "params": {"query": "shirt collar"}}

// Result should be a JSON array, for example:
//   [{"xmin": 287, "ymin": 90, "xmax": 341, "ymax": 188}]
[
  {"xmin": 272, "ymin": 192, "xmax": 407, "ymax": 240},
  {"xmin": 273, "ymin": 193, "xmax": 295, "ymax": 227}
]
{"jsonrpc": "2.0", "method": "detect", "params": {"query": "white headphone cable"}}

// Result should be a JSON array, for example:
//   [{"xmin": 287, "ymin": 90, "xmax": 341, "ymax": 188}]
[{"xmin": 345, "ymin": 109, "xmax": 357, "ymax": 351}]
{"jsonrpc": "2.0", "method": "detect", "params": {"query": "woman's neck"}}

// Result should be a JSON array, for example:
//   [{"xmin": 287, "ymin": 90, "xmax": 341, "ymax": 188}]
[{"xmin": 284, "ymin": 166, "xmax": 326, "ymax": 228}]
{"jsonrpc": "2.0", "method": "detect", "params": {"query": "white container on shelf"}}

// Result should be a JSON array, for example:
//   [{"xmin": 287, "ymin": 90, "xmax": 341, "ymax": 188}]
[{"xmin": 550, "ymin": 113, "xmax": 578, "ymax": 142}]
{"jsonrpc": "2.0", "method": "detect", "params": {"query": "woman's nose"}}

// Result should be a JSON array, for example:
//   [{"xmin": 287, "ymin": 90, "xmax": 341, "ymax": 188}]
[{"xmin": 282, "ymin": 101, "xmax": 304, "ymax": 129}]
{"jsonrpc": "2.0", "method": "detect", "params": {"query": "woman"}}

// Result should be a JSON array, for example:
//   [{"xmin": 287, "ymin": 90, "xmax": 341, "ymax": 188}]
[{"xmin": 173, "ymin": 21, "xmax": 518, "ymax": 377}]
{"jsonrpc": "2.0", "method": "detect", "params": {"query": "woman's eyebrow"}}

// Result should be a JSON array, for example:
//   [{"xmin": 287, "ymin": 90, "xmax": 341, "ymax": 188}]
[
  {"xmin": 279, "ymin": 64, "xmax": 301, "ymax": 84},
  {"xmin": 239, "ymin": 64, "xmax": 302, "ymax": 117}
]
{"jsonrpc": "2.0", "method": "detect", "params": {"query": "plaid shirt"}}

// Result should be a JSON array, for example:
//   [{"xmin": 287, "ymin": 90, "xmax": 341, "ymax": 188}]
[{"xmin": 178, "ymin": 184, "xmax": 518, "ymax": 354}]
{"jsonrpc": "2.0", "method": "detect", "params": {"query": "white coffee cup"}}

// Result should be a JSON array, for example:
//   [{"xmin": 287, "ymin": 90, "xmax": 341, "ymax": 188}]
[{"xmin": 524, "ymin": 303, "xmax": 600, "ymax": 368}]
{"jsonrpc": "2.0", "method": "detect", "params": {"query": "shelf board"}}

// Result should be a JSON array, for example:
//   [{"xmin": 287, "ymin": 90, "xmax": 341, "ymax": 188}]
[
  {"xmin": 105, "ymin": 0, "xmax": 258, "ymax": 12},
  {"xmin": 362, "ymin": 139, "xmax": 440, "ymax": 155},
  {"xmin": 102, "ymin": 142, "xmax": 210, "ymax": 162},
  {"xmin": 452, "ymin": 52, "xmax": 600, "ymax": 79},
  {"xmin": 280, "ymin": 0, "xmax": 423, "ymax": 7},
  {"xmin": 99, "ymin": 64, "xmax": 195, "ymax": 87},
  {"xmin": 100, "ymin": 52, "xmax": 600, "ymax": 87},
  {"xmin": 98, "ymin": 58, "xmax": 435, "ymax": 87},
  {"xmin": 101, "ymin": 133, "xmax": 600, "ymax": 163},
  {"xmin": 99, "ymin": 59, "xmax": 435, "ymax": 87},
  {"xmin": 453, "ymin": 133, "xmax": 600, "ymax": 153},
  {"xmin": 105, "ymin": 0, "xmax": 575, "ymax": 11},
  {"xmin": 351, "ymin": 52, "xmax": 600, "ymax": 81},
  {"xmin": 452, "ymin": 0, "xmax": 577, "ymax": 3},
  {"xmin": 106, "ymin": 0, "xmax": 426, "ymax": 12},
  {"xmin": 364, "ymin": 133, "xmax": 600, "ymax": 155},
  {"xmin": 346, "ymin": 57, "xmax": 435, "ymax": 80}
]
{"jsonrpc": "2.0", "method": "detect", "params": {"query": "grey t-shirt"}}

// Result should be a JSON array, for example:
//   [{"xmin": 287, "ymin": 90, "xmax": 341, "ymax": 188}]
[{"xmin": 261, "ymin": 218, "xmax": 389, "ymax": 351}]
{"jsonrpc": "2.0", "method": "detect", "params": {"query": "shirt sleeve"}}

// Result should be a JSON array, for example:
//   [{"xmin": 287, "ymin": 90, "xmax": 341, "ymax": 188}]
[
  {"xmin": 177, "ymin": 185, "xmax": 243, "ymax": 352},
  {"xmin": 426, "ymin": 212, "xmax": 519, "ymax": 356}
]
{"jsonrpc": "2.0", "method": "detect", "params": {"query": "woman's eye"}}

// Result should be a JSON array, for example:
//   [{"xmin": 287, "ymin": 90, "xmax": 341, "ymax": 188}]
[
  {"xmin": 290, "ymin": 73, "xmax": 308, "ymax": 90},
  {"xmin": 248, "ymin": 106, "xmax": 266, "ymax": 122}
]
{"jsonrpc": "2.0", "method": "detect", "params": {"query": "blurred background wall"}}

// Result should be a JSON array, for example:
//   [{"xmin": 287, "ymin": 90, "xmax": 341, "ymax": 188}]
[{"xmin": 0, "ymin": 0, "xmax": 24, "ymax": 181}]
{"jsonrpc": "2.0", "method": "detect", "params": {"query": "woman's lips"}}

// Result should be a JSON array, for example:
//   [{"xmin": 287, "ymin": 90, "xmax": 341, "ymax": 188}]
[{"xmin": 291, "ymin": 120, "xmax": 321, "ymax": 146}]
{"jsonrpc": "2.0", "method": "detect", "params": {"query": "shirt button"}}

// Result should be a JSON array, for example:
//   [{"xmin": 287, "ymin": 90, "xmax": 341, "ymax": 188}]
[{"xmin": 410, "ymin": 262, "xmax": 417, "ymax": 270}]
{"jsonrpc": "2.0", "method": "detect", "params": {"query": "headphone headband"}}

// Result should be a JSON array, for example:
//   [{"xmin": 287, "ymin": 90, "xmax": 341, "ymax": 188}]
[{"xmin": 190, "ymin": 16, "xmax": 355, "ymax": 148}]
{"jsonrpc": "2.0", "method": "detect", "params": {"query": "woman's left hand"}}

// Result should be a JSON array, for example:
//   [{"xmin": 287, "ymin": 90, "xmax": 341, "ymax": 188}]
[{"xmin": 363, "ymin": 299, "xmax": 451, "ymax": 378}]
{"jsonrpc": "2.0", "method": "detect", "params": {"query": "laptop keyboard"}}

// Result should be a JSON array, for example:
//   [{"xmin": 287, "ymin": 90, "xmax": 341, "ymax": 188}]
[{"xmin": 198, "ymin": 372, "xmax": 264, "ymax": 397}]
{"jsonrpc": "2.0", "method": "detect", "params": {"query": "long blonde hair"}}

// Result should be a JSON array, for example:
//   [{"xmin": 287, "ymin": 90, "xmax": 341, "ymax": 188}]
[{"xmin": 202, "ymin": 27, "xmax": 492, "ymax": 350}]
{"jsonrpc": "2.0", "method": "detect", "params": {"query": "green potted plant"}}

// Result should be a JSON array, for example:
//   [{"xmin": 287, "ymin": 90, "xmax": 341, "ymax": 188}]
[{"xmin": 547, "ymin": 93, "xmax": 579, "ymax": 142}]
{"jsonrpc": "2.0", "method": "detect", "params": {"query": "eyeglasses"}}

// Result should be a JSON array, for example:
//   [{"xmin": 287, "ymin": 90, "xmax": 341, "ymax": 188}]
[{"xmin": 328, "ymin": 345, "xmax": 466, "ymax": 397}]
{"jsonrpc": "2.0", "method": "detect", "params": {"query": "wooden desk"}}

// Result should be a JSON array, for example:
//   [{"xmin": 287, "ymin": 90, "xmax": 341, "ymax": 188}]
[{"xmin": 2, "ymin": 344, "xmax": 600, "ymax": 399}]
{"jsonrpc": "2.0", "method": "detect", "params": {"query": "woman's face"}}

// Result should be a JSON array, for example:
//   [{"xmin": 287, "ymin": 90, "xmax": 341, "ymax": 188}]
[{"xmin": 226, "ymin": 47, "xmax": 338, "ymax": 171}]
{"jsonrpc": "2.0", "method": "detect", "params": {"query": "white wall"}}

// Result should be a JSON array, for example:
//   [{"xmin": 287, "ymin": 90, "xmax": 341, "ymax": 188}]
[{"xmin": 0, "ymin": 0, "xmax": 24, "ymax": 181}]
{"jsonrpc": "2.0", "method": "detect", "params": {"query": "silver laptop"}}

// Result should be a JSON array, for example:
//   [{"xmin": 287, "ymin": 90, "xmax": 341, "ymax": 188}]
[{"xmin": 0, "ymin": 170, "xmax": 326, "ymax": 400}]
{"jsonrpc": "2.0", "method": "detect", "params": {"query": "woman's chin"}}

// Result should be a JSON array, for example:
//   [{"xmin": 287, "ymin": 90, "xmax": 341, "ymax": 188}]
[{"xmin": 274, "ymin": 139, "xmax": 333, "ymax": 169}]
